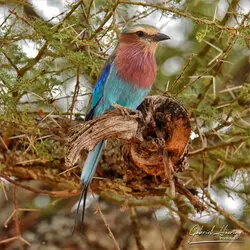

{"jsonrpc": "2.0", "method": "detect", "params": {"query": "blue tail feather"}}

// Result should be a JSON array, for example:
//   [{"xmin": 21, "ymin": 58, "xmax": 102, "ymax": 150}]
[
  {"xmin": 73, "ymin": 141, "xmax": 104, "ymax": 232},
  {"xmin": 80, "ymin": 141, "xmax": 104, "ymax": 187}
]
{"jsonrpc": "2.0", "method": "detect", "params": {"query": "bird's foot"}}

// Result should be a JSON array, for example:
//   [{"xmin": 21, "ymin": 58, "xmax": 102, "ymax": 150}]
[
  {"xmin": 129, "ymin": 109, "xmax": 143, "ymax": 120},
  {"xmin": 112, "ymin": 104, "xmax": 131, "ymax": 116},
  {"xmin": 112, "ymin": 104, "xmax": 143, "ymax": 120}
]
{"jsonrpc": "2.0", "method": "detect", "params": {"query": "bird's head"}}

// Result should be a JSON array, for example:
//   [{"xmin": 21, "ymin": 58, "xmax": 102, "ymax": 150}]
[
  {"xmin": 119, "ymin": 24, "xmax": 170, "ymax": 53},
  {"xmin": 116, "ymin": 24, "xmax": 170, "ymax": 88}
]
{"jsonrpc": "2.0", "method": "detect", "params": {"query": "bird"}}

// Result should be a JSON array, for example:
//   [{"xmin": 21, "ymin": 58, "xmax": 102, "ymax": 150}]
[{"xmin": 74, "ymin": 24, "xmax": 170, "ymax": 230}]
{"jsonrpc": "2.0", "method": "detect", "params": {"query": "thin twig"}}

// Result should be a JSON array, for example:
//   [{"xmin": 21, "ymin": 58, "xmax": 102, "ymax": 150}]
[
  {"xmin": 170, "ymin": 198, "xmax": 188, "ymax": 250},
  {"xmin": 152, "ymin": 209, "xmax": 167, "ymax": 250},
  {"xmin": 0, "ymin": 49, "xmax": 20, "ymax": 74},
  {"xmin": 0, "ymin": 173, "xmax": 81, "ymax": 197},
  {"xmin": 169, "ymin": 53, "xmax": 194, "ymax": 92},
  {"xmin": 163, "ymin": 154, "xmax": 175, "ymax": 197},
  {"xmin": 0, "ymin": 135, "xmax": 9, "ymax": 151},
  {"xmin": 91, "ymin": 189, "xmax": 121, "ymax": 250},
  {"xmin": 0, "ymin": 178, "xmax": 8, "ymax": 200},
  {"xmin": 0, "ymin": 7, "xmax": 16, "ymax": 28},
  {"xmin": 189, "ymin": 137, "xmax": 250, "ymax": 156},
  {"xmin": 129, "ymin": 207, "xmax": 145, "ymax": 250},
  {"xmin": 68, "ymin": 66, "xmax": 81, "ymax": 120},
  {"xmin": 13, "ymin": 186, "xmax": 24, "ymax": 250},
  {"xmin": 204, "ymin": 189, "xmax": 250, "ymax": 235}
]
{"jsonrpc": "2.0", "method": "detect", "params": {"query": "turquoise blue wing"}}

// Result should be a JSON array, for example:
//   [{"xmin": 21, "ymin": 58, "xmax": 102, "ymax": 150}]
[
  {"xmin": 85, "ymin": 63, "xmax": 111, "ymax": 121},
  {"xmin": 91, "ymin": 63, "xmax": 111, "ymax": 108}
]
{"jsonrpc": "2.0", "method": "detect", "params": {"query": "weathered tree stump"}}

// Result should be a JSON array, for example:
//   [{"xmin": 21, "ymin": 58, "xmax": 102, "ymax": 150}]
[{"xmin": 66, "ymin": 95, "xmax": 197, "ymax": 206}]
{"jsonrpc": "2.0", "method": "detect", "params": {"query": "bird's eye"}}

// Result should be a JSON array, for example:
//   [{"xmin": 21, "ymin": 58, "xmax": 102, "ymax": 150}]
[{"xmin": 136, "ymin": 31, "xmax": 145, "ymax": 37}]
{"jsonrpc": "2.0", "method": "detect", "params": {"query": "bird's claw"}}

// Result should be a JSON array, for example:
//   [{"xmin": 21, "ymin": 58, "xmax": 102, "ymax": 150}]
[
  {"xmin": 112, "ymin": 104, "xmax": 143, "ymax": 120},
  {"xmin": 112, "ymin": 104, "xmax": 131, "ymax": 116},
  {"xmin": 129, "ymin": 109, "xmax": 143, "ymax": 120}
]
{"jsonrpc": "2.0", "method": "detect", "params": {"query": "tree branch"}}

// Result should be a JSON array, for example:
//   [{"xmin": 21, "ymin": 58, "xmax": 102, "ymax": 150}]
[
  {"xmin": 118, "ymin": 1, "xmax": 249, "ymax": 40},
  {"xmin": 189, "ymin": 137, "xmax": 250, "ymax": 156}
]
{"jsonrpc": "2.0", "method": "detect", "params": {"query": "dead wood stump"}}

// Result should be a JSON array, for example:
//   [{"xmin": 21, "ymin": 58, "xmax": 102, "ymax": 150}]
[{"xmin": 66, "ymin": 95, "xmax": 193, "ymax": 199}]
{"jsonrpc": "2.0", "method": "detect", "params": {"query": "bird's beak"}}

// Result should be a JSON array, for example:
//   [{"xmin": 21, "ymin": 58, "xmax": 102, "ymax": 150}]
[{"xmin": 152, "ymin": 33, "xmax": 170, "ymax": 41}]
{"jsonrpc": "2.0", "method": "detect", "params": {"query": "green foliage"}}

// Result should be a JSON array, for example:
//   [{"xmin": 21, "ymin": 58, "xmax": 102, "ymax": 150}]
[{"xmin": 196, "ymin": 28, "xmax": 210, "ymax": 42}]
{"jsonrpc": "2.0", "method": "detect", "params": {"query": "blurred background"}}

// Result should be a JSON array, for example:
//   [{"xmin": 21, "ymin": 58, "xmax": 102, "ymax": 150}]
[{"xmin": 0, "ymin": 0, "xmax": 250, "ymax": 249}]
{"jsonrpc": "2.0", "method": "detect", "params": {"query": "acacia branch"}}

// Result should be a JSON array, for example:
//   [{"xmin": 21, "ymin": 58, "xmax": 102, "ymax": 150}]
[
  {"xmin": 17, "ymin": 0, "xmax": 83, "ymax": 78},
  {"xmin": 0, "ymin": 173, "xmax": 81, "ymax": 197},
  {"xmin": 18, "ymin": 42, "xmax": 48, "ymax": 77},
  {"xmin": 89, "ymin": 1, "xmax": 119, "ymax": 39},
  {"xmin": 0, "ymin": 49, "xmax": 20, "ymax": 74},
  {"xmin": 189, "ymin": 137, "xmax": 250, "ymax": 156},
  {"xmin": 119, "ymin": 1, "xmax": 248, "ymax": 36},
  {"xmin": 204, "ymin": 190, "xmax": 250, "ymax": 235}
]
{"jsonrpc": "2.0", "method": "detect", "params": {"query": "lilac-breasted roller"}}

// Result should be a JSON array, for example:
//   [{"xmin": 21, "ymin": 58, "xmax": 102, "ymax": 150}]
[{"xmin": 75, "ymin": 24, "xmax": 170, "ymax": 228}]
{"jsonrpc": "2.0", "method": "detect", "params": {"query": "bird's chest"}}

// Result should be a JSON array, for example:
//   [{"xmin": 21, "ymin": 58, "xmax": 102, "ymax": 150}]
[
  {"xmin": 115, "ymin": 47, "xmax": 157, "ymax": 88},
  {"xmin": 103, "ymin": 66, "xmax": 150, "ymax": 111}
]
